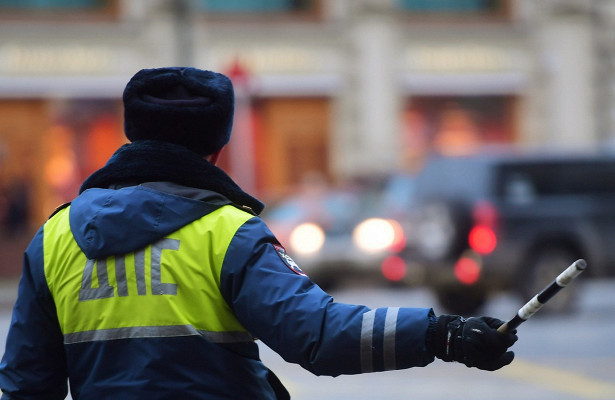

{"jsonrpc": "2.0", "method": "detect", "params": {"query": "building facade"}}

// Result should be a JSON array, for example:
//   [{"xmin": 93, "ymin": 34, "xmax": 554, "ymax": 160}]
[{"xmin": 0, "ymin": 0, "xmax": 612, "ymax": 235}]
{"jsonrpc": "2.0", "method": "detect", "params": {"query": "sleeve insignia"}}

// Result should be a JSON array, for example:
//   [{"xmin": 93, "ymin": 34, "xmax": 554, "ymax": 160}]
[{"xmin": 272, "ymin": 244, "xmax": 307, "ymax": 276}]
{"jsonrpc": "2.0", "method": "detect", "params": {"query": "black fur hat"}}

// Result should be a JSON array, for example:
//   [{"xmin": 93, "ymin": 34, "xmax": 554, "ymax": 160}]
[{"xmin": 123, "ymin": 67, "xmax": 234, "ymax": 156}]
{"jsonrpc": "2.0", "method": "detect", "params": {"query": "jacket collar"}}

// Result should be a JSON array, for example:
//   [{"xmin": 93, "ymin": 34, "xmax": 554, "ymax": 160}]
[{"xmin": 79, "ymin": 140, "xmax": 264, "ymax": 215}]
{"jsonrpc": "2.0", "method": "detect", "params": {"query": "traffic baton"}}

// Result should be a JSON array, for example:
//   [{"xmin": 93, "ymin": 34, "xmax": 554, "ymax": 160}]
[{"xmin": 498, "ymin": 259, "xmax": 587, "ymax": 334}]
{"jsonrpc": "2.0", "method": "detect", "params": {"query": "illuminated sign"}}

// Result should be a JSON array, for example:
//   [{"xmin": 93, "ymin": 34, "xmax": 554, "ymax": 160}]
[
  {"xmin": 206, "ymin": 45, "xmax": 342, "ymax": 75},
  {"xmin": 404, "ymin": 44, "xmax": 527, "ymax": 73},
  {"xmin": 0, "ymin": 44, "xmax": 116, "ymax": 74}
]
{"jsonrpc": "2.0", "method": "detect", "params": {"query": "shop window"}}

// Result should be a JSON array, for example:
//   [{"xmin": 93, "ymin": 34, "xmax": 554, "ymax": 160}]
[
  {"xmin": 0, "ymin": 98, "xmax": 124, "ymax": 255},
  {"xmin": 402, "ymin": 96, "xmax": 516, "ymax": 169},
  {"xmin": 251, "ymin": 98, "xmax": 331, "ymax": 197},
  {"xmin": 42, "ymin": 99, "xmax": 124, "ymax": 217}
]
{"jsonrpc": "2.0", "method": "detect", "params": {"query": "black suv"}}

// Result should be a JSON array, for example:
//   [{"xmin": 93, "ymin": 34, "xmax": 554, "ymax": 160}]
[{"xmin": 409, "ymin": 151, "xmax": 615, "ymax": 314}]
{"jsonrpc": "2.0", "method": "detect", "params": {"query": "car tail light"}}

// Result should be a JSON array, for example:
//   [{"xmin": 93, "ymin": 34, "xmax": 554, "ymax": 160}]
[
  {"xmin": 454, "ymin": 256, "xmax": 481, "ymax": 285},
  {"xmin": 381, "ymin": 255, "xmax": 407, "ymax": 282},
  {"xmin": 469, "ymin": 201, "xmax": 498, "ymax": 255},
  {"xmin": 468, "ymin": 225, "xmax": 497, "ymax": 254}
]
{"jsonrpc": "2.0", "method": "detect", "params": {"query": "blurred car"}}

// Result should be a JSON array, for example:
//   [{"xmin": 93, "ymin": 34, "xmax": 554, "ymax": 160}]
[
  {"xmin": 408, "ymin": 150, "xmax": 615, "ymax": 315},
  {"xmin": 262, "ymin": 174, "xmax": 419, "ymax": 289}
]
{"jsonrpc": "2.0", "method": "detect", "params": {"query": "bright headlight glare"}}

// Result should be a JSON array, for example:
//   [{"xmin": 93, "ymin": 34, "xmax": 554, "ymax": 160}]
[
  {"xmin": 289, "ymin": 223, "xmax": 325, "ymax": 255},
  {"xmin": 353, "ymin": 218, "xmax": 402, "ymax": 253}
]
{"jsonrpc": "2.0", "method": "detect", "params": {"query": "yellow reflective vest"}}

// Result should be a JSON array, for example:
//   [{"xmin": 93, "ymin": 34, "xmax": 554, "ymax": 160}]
[{"xmin": 44, "ymin": 204, "xmax": 254, "ymax": 345}]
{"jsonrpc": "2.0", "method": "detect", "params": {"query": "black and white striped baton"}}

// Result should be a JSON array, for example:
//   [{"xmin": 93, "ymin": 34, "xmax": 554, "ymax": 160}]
[{"xmin": 497, "ymin": 259, "xmax": 587, "ymax": 334}]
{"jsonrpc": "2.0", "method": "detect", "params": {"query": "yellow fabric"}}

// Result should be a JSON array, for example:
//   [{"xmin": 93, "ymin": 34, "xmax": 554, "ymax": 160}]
[{"xmin": 43, "ymin": 205, "xmax": 253, "ymax": 336}]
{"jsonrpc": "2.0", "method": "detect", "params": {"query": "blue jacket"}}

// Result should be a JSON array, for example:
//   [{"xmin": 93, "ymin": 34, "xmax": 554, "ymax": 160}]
[{"xmin": 0, "ymin": 143, "xmax": 435, "ymax": 399}]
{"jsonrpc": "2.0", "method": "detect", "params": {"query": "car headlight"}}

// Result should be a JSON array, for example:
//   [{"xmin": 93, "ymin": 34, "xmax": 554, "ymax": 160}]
[
  {"xmin": 289, "ymin": 223, "xmax": 325, "ymax": 255},
  {"xmin": 353, "ymin": 218, "xmax": 405, "ymax": 253}
]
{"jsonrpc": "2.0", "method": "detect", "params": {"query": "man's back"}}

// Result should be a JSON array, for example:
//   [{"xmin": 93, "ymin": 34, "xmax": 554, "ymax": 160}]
[{"xmin": 3, "ymin": 183, "xmax": 283, "ymax": 399}]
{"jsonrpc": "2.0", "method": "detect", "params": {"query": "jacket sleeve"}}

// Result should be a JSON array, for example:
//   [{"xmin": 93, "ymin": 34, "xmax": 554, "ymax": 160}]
[
  {"xmin": 0, "ymin": 228, "xmax": 69, "ymax": 400},
  {"xmin": 220, "ymin": 217, "xmax": 435, "ymax": 377}
]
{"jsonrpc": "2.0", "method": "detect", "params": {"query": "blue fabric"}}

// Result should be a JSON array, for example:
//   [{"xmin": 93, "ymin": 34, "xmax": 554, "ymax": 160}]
[
  {"xmin": 0, "ymin": 187, "xmax": 279, "ymax": 399},
  {"xmin": 0, "ymin": 229, "xmax": 69, "ymax": 400},
  {"xmin": 70, "ymin": 185, "xmax": 220, "ymax": 259},
  {"xmin": 0, "ymin": 183, "xmax": 435, "ymax": 399},
  {"xmin": 221, "ymin": 218, "xmax": 435, "ymax": 376},
  {"xmin": 65, "ymin": 338, "xmax": 274, "ymax": 399}
]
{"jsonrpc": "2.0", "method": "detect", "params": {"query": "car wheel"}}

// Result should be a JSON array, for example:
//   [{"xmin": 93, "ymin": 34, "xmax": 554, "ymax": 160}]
[
  {"xmin": 521, "ymin": 248, "xmax": 578, "ymax": 314},
  {"xmin": 435, "ymin": 287, "xmax": 486, "ymax": 316}
]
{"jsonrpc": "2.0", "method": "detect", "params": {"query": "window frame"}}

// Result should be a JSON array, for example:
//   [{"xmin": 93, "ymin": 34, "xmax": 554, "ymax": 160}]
[
  {"xmin": 396, "ymin": 0, "xmax": 512, "ymax": 23},
  {"xmin": 195, "ymin": 0, "xmax": 323, "ymax": 23},
  {"xmin": 0, "ymin": 0, "xmax": 119, "ymax": 21}
]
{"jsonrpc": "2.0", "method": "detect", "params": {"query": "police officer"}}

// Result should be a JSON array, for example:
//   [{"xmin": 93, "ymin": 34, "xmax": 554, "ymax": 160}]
[{"xmin": 0, "ymin": 67, "xmax": 517, "ymax": 400}]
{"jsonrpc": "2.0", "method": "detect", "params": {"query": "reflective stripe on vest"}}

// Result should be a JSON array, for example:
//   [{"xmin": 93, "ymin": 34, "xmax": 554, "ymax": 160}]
[{"xmin": 43, "ymin": 205, "xmax": 254, "ymax": 344}]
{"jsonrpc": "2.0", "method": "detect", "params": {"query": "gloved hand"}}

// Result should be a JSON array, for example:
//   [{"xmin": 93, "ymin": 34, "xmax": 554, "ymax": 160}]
[{"xmin": 427, "ymin": 314, "xmax": 518, "ymax": 371}]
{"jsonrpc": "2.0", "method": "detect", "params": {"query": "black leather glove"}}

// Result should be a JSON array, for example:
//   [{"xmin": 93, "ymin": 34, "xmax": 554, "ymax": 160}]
[{"xmin": 427, "ymin": 313, "xmax": 518, "ymax": 371}]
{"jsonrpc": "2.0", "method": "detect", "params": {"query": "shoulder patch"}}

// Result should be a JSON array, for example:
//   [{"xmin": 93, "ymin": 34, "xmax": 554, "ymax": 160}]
[{"xmin": 273, "ymin": 244, "xmax": 307, "ymax": 276}]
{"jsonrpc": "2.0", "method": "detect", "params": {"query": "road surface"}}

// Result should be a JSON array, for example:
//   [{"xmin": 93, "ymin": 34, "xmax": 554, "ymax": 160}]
[{"xmin": 0, "ymin": 278, "xmax": 613, "ymax": 399}]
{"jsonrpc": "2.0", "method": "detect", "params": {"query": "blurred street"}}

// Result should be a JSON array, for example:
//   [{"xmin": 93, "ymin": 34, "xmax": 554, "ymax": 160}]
[
  {"xmin": 1, "ymin": 2, "xmax": 615, "ymax": 399},
  {"xmin": 1, "ymin": 277, "xmax": 614, "ymax": 400}
]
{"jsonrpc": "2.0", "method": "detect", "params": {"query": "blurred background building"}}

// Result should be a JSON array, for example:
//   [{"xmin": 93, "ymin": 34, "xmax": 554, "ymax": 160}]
[{"xmin": 0, "ymin": 0, "xmax": 613, "ymax": 276}]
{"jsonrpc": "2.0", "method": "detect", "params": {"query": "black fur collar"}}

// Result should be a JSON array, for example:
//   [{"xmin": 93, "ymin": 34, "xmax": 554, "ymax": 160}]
[{"xmin": 79, "ymin": 140, "xmax": 264, "ymax": 214}]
